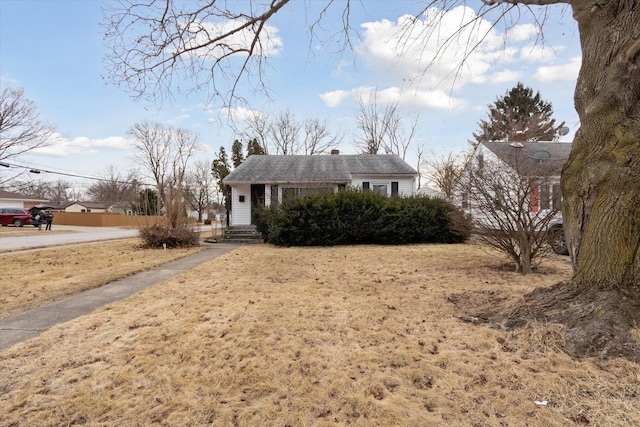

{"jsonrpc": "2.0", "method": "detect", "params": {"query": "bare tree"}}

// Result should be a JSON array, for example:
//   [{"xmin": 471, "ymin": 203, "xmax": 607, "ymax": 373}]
[
  {"xmin": 354, "ymin": 91, "xmax": 418, "ymax": 159},
  {"xmin": 353, "ymin": 91, "xmax": 396, "ymax": 155},
  {"xmin": 459, "ymin": 148, "xmax": 561, "ymax": 273},
  {"xmin": 103, "ymin": 0, "xmax": 291, "ymax": 106},
  {"xmin": 243, "ymin": 110, "xmax": 339, "ymax": 155},
  {"xmin": 7, "ymin": 179, "xmax": 50, "ymax": 200},
  {"xmin": 414, "ymin": 141, "xmax": 427, "ymax": 189},
  {"xmin": 47, "ymin": 180, "xmax": 80, "ymax": 206},
  {"xmin": 269, "ymin": 110, "xmax": 301, "ymax": 155},
  {"xmin": 242, "ymin": 112, "xmax": 270, "ymax": 154},
  {"xmin": 0, "ymin": 86, "xmax": 54, "ymax": 164},
  {"xmin": 186, "ymin": 160, "xmax": 215, "ymax": 222},
  {"xmin": 424, "ymin": 151, "xmax": 467, "ymax": 199},
  {"xmin": 128, "ymin": 121, "xmax": 201, "ymax": 227},
  {"xmin": 303, "ymin": 118, "xmax": 342, "ymax": 155},
  {"xmin": 86, "ymin": 166, "xmax": 141, "ymax": 207}
]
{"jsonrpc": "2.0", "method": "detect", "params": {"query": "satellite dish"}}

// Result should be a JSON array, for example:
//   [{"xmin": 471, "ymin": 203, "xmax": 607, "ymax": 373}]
[{"xmin": 558, "ymin": 126, "xmax": 570, "ymax": 136}]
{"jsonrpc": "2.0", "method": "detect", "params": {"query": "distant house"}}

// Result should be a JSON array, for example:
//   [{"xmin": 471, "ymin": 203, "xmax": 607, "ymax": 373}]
[
  {"xmin": 223, "ymin": 153, "xmax": 418, "ymax": 226},
  {"xmin": 415, "ymin": 185, "xmax": 444, "ymax": 199},
  {"xmin": 58, "ymin": 201, "xmax": 109, "ymax": 213},
  {"xmin": 461, "ymin": 141, "xmax": 572, "ymax": 218},
  {"xmin": 0, "ymin": 189, "xmax": 49, "ymax": 209},
  {"xmin": 109, "ymin": 205, "xmax": 135, "ymax": 215}
]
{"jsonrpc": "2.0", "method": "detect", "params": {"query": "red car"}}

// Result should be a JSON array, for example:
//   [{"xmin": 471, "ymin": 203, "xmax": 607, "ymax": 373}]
[{"xmin": 0, "ymin": 208, "xmax": 32, "ymax": 227}]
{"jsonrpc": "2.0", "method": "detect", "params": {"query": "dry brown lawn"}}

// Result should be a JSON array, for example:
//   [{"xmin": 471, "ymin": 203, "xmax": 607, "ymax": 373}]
[
  {"xmin": 0, "ymin": 239, "xmax": 203, "ymax": 319},
  {"xmin": 1, "ymin": 242, "xmax": 639, "ymax": 426}
]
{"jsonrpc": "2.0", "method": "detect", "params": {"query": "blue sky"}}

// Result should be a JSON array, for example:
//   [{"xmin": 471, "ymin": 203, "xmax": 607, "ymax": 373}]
[{"xmin": 0, "ymin": 0, "xmax": 581, "ymax": 193}]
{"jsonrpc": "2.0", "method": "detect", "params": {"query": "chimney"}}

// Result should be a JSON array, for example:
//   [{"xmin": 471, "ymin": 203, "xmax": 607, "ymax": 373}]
[
  {"xmin": 512, "ymin": 132, "xmax": 526, "ymax": 142},
  {"xmin": 331, "ymin": 149, "xmax": 340, "ymax": 155}
]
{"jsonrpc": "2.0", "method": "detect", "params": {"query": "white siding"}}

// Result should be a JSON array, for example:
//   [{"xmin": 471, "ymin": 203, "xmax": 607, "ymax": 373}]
[
  {"xmin": 0, "ymin": 200, "xmax": 25, "ymax": 208},
  {"xmin": 351, "ymin": 176, "xmax": 416, "ymax": 196},
  {"xmin": 231, "ymin": 184, "xmax": 252, "ymax": 225}
]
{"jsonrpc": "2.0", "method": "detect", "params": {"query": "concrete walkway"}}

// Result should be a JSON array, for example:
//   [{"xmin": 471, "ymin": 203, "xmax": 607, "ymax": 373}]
[{"xmin": 0, "ymin": 243, "xmax": 240, "ymax": 351}]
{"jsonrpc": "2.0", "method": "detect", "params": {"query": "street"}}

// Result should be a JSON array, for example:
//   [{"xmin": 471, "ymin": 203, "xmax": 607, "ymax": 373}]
[{"xmin": 0, "ymin": 224, "xmax": 217, "ymax": 253}]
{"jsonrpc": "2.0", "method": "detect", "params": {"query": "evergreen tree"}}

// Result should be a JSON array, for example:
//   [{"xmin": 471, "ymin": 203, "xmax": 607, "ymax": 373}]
[
  {"xmin": 246, "ymin": 138, "xmax": 267, "ymax": 156},
  {"xmin": 473, "ymin": 82, "xmax": 564, "ymax": 143},
  {"xmin": 231, "ymin": 139, "xmax": 245, "ymax": 167},
  {"xmin": 211, "ymin": 147, "xmax": 231, "ymax": 209}
]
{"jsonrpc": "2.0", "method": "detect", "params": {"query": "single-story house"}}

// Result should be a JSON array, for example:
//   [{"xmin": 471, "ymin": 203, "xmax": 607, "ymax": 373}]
[
  {"xmin": 223, "ymin": 153, "xmax": 418, "ymax": 226},
  {"xmin": 0, "ymin": 189, "xmax": 49, "ymax": 209},
  {"xmin": 58, "ymin": 201, "xmax": 110, "ymax": 213}
]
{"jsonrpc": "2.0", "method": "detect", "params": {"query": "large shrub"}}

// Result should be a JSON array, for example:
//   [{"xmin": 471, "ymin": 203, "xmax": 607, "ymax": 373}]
[
  {"xmin": 139, "ymin": 224, "xmax": 200, "ymax": 248},
  {"xmin": 254, "ymin": 189, "xmax": 470, "ymax": 246}
]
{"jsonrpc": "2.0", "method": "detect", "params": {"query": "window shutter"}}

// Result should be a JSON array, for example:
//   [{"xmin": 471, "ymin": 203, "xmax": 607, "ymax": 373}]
[
  {"xmin": 363, "ymin": 182, "xmax": 370, "ymax": 190},
  {"xmin": 391, "ymin": 182, "xmax": 399, "ymax": 196}
]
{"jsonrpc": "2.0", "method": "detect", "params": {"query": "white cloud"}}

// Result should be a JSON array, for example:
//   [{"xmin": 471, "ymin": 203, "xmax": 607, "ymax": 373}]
[
  {"xmin": 167, "ymin": 114, "xmax": 191, "ymax": 124},
  {"xmin": 34, "ymin": 133, "xmax": 135, "ymax": 157},
  {"xmin": 319, "ymin": 90, "xmax": 351, "ymax": 107},
  {"xmin": 519, "ymin": 43, "xmax": 561, "ymax": 63},
  {"xmin": 353, "ymin": 5, "xmax": 575, "ymax": 101},
  {"xmin": 322, "ymin": 85, "xmax": 465, "ymax": 111},
  {"xmin": 184, "ymin": 19, "xmax": 282, "ymax": 59},
  {"xmin": 489, "ymin": 69, "xmax": 522, "ymax": 83},
  {"xmin": 507, "ymin": 24, "xmax": 539, "ymax": 42},
  {"xmin": 357, "ymin": 6, "xmax": 507, "ymax": 92},
  {"xmin": 218, "ymin": 106, "xmax": 262, "ymax": 123},
  {"xmin": 331, "ymin": 60, "xmax": 355, "ymax": 81},
  {"xmin": 534, "ymin": 56, "xmax": 581, "ymax": 82}
]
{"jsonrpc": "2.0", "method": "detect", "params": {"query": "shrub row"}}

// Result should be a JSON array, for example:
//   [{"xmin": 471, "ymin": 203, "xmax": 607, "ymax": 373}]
[{"xmin": 253, "ymin": 189, "xmax": 471, "ymax": 246}]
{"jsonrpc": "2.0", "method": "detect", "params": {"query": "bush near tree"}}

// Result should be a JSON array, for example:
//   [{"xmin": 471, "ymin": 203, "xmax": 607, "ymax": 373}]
[{"xmin": 254, "ymin": 189, "xmax": 470, "ymax": 247}]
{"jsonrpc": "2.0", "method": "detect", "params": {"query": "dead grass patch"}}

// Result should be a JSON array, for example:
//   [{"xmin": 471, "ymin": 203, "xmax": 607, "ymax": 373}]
[
  {"xmin": 1, "ymin": 243, "xmax": 638, "ymax": 426},
  {"xmin": 0, "ymin": 239, "xmax": 203, "ymax": 319}
]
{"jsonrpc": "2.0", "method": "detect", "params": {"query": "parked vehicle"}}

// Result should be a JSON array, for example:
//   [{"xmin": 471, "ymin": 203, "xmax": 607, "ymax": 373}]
[
  {"xmin": 547, "ymin": 221, "xmax": 569, "ymax": 255},
  {"xmin": 28, "ymin": 206, "xmax": 55, "ymax": 227},
  {"xmin": 0, "ymin": 208, "xmax": 32, "ymax": 227}
]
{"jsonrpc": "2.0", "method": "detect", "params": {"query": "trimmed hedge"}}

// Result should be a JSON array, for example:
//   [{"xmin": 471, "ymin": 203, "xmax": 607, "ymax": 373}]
[{"xmin": 254, "ymin": 189, "xmax": 471, "ymax": 246}]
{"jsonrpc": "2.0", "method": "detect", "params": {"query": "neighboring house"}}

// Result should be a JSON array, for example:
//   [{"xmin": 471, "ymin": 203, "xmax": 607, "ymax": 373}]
[
  {"xmin": 58, "ymin": 201, "xmax": 109, "ymax": 213},
  {"xmin": 223, "ymin": 153, "xmax": 418, "ymax": 226},
  {"xmin": 460, "ymin": 141, "xmax": 572, "ymax": 219},
  {"xmin": 415, "ymin": 185, "xmax": 444, "ymax": 199},
  {"xmin": 109, "ymin": 204, "xmax": 136, "ymax": 215},
  {"xmin": 0, "ymin": 189, "xmax": 49, "ymax": 209}
]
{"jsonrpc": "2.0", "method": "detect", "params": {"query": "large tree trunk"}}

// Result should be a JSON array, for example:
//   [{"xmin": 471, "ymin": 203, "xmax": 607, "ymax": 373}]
[
  {"xmin": 564, "ymin": 1, "xmax": 640, "ymax": 284},
  {"xmin": 504, "ymin": 1, "xmax": 640, "ymax": 361},
  {"xmin": 556, "ymin": 1, "xmax": 640, "ymax": 358}
]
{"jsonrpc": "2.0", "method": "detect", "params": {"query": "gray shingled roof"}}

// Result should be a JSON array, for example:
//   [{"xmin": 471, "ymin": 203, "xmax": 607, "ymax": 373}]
[
  {"xmin": 481, "ymin": 141, "xmax": 572, "ymax": 176},
  {"xmin": 223, "ymin": 154, "xmax": 417, "ymax": 185}
]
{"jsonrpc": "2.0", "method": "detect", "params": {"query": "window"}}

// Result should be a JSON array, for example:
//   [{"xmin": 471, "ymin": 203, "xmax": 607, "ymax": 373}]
[
  {"xmin": 552, "ymin": 184, "xmax": 563, "ymax": 210},
  {"xmin": 282, "ymin": 186, "xmax": 332, "ymax": 203},
  {"xmin": 364, "ymin": 181, "xmax": 397, "ymax": 197},
  {"xmin": 540, "ymin": 184, "xmax": 550, "ymax": 210},
  {"xmin": 372, "ymin": 184, "xmax": 388, "ymax": 196}
]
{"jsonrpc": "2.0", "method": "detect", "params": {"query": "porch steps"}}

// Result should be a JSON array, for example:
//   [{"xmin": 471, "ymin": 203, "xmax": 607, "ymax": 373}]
[{"xmin": 222, "ymin": 225, "xmax": 262, "ymax": 244}]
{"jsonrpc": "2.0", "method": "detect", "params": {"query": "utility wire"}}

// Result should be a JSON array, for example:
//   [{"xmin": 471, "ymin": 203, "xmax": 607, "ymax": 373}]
[{"xmin": 0, "ymin": 160, "xmax": 154, "ymax": 186}]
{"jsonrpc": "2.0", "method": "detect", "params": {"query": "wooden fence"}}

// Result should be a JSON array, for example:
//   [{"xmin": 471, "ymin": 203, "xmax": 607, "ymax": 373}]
[{"xmin": 51, "ymin": 212, "xmax": 167, "ymax": 227}]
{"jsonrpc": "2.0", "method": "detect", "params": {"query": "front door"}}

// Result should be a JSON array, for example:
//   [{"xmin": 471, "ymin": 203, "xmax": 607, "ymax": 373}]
[{"xmin": 251, "ymin": 184, "xmax": 266, "ymax": 224}]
